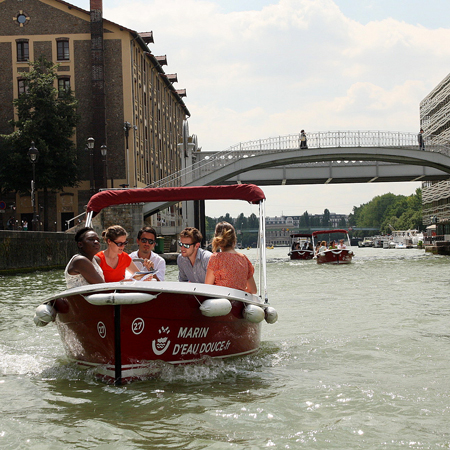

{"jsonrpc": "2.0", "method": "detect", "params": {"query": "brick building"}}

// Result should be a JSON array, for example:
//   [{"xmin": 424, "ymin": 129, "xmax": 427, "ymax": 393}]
[{"xmin": 0, "ymin": 0, "xmax": 190, "ymax": 230}]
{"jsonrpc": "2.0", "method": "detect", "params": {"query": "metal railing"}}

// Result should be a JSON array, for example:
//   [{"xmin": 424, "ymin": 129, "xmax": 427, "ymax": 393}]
[{"xmin": 148, "ymin": 131, "xmax": 450, "ymax": 189}]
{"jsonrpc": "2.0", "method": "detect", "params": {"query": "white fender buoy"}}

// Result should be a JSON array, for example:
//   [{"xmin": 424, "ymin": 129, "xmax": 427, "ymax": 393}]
[
  {"xmin": 200, "ymin": 298, "xmax": 232, "ymax": 317},
  {"xmin": 85, "ymin": 292, "xmax": 156, "ymax": 305},
  {"xmin": 34, "ymin": 303, "xmax": 56, "ymax": 327},
  {"xmin": 243, "ymin": 304, "xmax": 265, "ymax": 323},
  {"xmin": 264, "ymin": 306, "xmax": 278, "ymax": 324}
]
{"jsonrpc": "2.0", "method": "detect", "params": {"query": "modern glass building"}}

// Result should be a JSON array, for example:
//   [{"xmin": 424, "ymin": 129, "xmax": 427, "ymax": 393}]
[{"xmin": 420, "ymin": 72, "xmax": 450, "ymax": 238}]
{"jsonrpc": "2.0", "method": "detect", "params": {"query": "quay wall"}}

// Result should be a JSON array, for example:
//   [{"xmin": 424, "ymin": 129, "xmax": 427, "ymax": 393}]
[
  {"xmin": 0, "ymin": 231, "xmax": 77, "ymax": 274},
  {"xmin": 0, "ymin": 230, "xmax": 179, "ymax": 274}
]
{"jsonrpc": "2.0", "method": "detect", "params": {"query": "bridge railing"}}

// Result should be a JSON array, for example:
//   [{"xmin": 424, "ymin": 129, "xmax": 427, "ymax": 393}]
[{"xmin": 148, "ymin": 131, "xmax": 450, "ymax": 189}]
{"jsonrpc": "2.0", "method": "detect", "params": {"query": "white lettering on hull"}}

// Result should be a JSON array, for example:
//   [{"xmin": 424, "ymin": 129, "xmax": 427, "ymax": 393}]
[
  {"xmin": 177, "ymin": 327, "xmax": 209, "ymax": 339},
  {"xmin": 172, "ymin": 340, "xmax": 231, "ymax": 356}
]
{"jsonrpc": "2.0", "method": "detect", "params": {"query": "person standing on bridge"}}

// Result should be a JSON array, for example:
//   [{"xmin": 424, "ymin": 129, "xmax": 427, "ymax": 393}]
[
  {"xmin": 300, "ymin": 130, "xmax": 308, "ymax": 149},
  {"xmin": 418, "ymin": 128, "xmax": 425, "ymax": 151}
]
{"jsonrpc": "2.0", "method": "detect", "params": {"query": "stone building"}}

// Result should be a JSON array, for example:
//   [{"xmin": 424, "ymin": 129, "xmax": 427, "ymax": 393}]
[
  {"xmin": 420, "ymin": 72, "xmax": 450, "ymax": 238},
  {"xmin": 0, "ymin": 0, "xmax": 190, "ymax": 231}
]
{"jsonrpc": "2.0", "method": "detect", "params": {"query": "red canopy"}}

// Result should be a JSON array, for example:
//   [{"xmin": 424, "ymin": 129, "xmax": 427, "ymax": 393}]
[
  {"xmin": 86, "ymin": 184, "xmax": 266, "ymax": 217},
  {"xmin": 312, "ymin": 229, "xmax": 348, "ymax": 237}
]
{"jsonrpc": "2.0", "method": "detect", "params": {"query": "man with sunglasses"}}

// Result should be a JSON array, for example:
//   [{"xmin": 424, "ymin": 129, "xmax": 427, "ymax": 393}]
[
  {"xmin": 129, "ymin": 226, "xmax": 166, "ymax": 281},
  {"xmin": 177, "ymin": 227, "xmax": 212, "ymax": 283}
]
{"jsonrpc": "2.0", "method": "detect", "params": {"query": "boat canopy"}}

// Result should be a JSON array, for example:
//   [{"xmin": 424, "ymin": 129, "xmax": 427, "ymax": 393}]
[
  {"xmin": 86, "ymin": 184, "xmax": 266, "ymax": 218},
  {"xmin": 312, "ymin": 229, "xmax": 348, "ymax": 237}
]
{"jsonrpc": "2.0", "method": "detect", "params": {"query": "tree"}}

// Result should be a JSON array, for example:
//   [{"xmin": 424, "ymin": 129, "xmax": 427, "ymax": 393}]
[
  {"xmin": 236, "ymin": 212, "xmax": 248, "ymax": 230},
  {"xmin": 0, "ymin": 56, "xmax": 80, "ymax": 230},
  {"xmin": 349, "ymin": 190, "xmax": 423, "ymax": 235},
  {"xmin": 322, "ymin": 208, "xmax": 330, "ymax": 227},
  {"xmin": 299, "ymin": 210, "xmax": 310, "ymax": 228},
  {"xmin": 248, "ymin": 213, "xmax": 259, "ymax": 229},
  {"xmin": 217, "ymin": 213, "xmax": 233, "ymax": 224}
]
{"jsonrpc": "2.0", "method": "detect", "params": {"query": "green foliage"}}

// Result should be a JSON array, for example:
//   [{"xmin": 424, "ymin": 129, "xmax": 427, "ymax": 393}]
[
  {"xmin": 205, "ymin": 213, "xmax": 260, "ymax": 247},
  {"xmin": 0, "ymin": 56, "xmax": 80, "ymax": 194},
  {"xmin": 299, "ymin": 211, "xmax": 310, "ymax": 228},
  {"xmin": 349, "ymin": 189, "xmax": 422, "ymax": 235}
]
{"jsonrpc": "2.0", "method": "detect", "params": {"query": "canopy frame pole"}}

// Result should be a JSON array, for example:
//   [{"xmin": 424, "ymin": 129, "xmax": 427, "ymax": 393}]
[
  {"xmin": 85, "ymin": 211, "xmax": 94, "ymax": 228},
  {"xmin": 258, "ymin": 200, "xmax": 268, "ymax": 304}
]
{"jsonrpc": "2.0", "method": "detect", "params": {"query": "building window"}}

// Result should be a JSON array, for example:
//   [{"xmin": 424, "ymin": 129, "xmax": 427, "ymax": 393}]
[
  {"xmin": 58, "ymin": 77, "xmax": 70, "ymax": 92},
  {"xmin": 18, "ymin": 79, "xmax": 28, "ymax": 95},
  {"xmin": 17, "ymin": 40, "xmax": 29, "ymax": 62},
  {"xmin": 57, "ymin": 40, "xmax": 70, "ymax": 61}
]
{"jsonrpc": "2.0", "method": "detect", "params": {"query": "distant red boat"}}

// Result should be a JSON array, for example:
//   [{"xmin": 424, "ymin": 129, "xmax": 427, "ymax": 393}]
[
  {"xmin": 34, "ymin": 185, "xmax": 277, "ymax": 385},
  {"xmin": 288, "ymin": 233, "xmax": 314, "ymax": 260},
  {"xmin": 312, "ymin": 229, "xmax": 354, "ymax": 264}
]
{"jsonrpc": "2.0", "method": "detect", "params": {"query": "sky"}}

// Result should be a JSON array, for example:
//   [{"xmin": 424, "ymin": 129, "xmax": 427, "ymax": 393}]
[{"xmin": 68, "ymin": 0, "xmax": 450, "ymax": 218}]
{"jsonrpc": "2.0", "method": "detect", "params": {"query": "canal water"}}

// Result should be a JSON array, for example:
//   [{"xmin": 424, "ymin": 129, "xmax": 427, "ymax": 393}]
[{"xmin": 1, "ymin": 247, "xmax": 450, "ymax": 449}]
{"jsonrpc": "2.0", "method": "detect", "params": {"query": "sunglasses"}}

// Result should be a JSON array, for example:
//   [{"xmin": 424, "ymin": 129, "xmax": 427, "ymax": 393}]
[
  {"xmin": 112, "ymin": 240, "xmax": 128, "ymax": 247},
  {"xmin": 178, "ymin": 241, "xmax": 194, "ymax": 249},
  {"xmin": 140, "ymin": 238, "xmax": 156, "ymax": 244}
]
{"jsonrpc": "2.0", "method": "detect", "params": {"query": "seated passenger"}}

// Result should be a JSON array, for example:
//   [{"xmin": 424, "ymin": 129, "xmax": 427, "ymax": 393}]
[
  {"xmin": 177, "ymin": 227, "xmax": 212, "ymax": 283},
  {"xmin": 205, "ymin": 222, "xmax": 257, "ymax": 294},
  {"xmin": 318, "ymin": 241, "xmax": 327, "ymax": 253},
  {"xmin": 95, "ymin": 225, "xmax": 149, "ymax": 282},
  {"xmin": 65, "ymin": 227, "xmax": 105, "ymax": 288},
  {"xmin": 129, "ymin": 226, "xmax": 166, "ymax": 281},
  {"xmin": 329, "ymin": 240, "xmax": 337, "ymax": 249},
  {"xmin": 338, "ymin": 239, "xmax": 347, "ymax": 249}
]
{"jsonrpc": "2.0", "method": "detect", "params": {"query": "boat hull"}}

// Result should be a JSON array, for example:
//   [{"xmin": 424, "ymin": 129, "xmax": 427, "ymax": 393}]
[
  {"xmin": 288, "ymin": 250, "xmax": 314, "ymax": 260},
  {"xmin": 46, "ymin": 282, "xmax": 264, "ymax": 384},
  {"xmin": 316, "ymin": 249, "xmax": 353, "ymax": 264}
]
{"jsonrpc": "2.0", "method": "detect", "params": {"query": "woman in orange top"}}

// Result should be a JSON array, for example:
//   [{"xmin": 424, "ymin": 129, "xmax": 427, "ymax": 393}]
[
  {"xmin": 95, "ymin": 225, "xmax": 148, "ymax": 282},
  {"xmin": 205, "ymin": 222, "xmax": 257, "ymax": 294}
]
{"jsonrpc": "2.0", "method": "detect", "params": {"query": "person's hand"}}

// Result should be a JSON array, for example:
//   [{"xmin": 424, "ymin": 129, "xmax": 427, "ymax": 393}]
[{"xmin": 143, "ymin": 259, "xmax": 154, "ymax": 271}]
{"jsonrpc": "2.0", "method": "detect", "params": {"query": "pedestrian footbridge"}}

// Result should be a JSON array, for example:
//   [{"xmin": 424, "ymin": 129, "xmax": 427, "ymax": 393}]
[{"xmin": 143, "ymin": 130, "xmax": 450, "ymax": 215}]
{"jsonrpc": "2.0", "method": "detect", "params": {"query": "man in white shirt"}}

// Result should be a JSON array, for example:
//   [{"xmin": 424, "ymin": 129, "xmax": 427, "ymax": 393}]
[
  {"xmin": 338, "ymin": 239, "xmax": 347, "ymax": 249},
  {"xmin": 129, "ymin": 226, "xmax": 166, "ymax": 281}
]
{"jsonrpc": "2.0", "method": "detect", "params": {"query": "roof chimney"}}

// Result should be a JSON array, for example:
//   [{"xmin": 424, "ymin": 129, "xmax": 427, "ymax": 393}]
[{"xmin": 90, "ymin": 0, "xmax": 102, "ymax": 12}]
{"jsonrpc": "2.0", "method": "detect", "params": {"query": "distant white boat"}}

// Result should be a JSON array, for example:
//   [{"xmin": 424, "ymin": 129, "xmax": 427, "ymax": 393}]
[{"xmin": 387, "ymin": 229, "xmax": 424, "ymax": 249}]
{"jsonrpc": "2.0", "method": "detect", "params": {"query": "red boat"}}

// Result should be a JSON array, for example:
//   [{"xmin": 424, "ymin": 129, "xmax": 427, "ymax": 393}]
[
  {"xmin": 288, "ymin": 233, "xmax": 314, "ymax": 260},
  {"xmin": 34, "ymin": 185, "xmax": 277, "ymax": 385},
  {"xmin": 312, "ymin": 229, "xmax": 354, "ymax": 264}
]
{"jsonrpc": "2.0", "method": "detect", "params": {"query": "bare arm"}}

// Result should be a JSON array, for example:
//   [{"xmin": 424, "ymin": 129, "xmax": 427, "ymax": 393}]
[
  {"xmin": 245, "ymin": 276, "xmax": 257, "ymax": 294},
  {"xmin": 204, "ymin": 268, "xmax": 215, "ymax": 285},
  {"xmin": 128, "ymin": 260, "xmax": 142, "ymax": 274},
  {"xmin": 71, "ymin": 257, "xmax": 104, "ymax": 284}
]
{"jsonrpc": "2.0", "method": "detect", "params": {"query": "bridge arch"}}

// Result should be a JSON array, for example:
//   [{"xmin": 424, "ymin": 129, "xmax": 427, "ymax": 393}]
[
  {"xmin": 189, "ymin": 147, "xmax": 450, "ymax": 186},
  {"xmin": 143, "ymin": 131, "xmax": 450, "ymax": 216}
]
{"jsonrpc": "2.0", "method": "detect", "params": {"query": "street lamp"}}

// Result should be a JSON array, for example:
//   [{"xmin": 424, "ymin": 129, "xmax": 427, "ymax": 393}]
[
  {"xmin": 27, "ymin": 141, "xmax": 39, "ymax": 231},
  {"xmin": 87, "ymin": 137, "xmax": 95, "ymax": 194},
  {"xmin": 100, "ymin": 144, "xmax": 108, "ymax": 188}
]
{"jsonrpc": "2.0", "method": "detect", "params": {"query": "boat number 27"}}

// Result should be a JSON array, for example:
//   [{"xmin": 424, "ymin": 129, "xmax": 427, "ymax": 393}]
[{"xmin": 132, "ymin": 318, "xmax": 145, "ymax": 335}]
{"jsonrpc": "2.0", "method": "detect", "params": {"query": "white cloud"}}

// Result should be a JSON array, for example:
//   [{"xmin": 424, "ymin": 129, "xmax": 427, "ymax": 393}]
[{"xmin": 98, "ymin": 0, "xmax": 450, "ymax": 215}]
